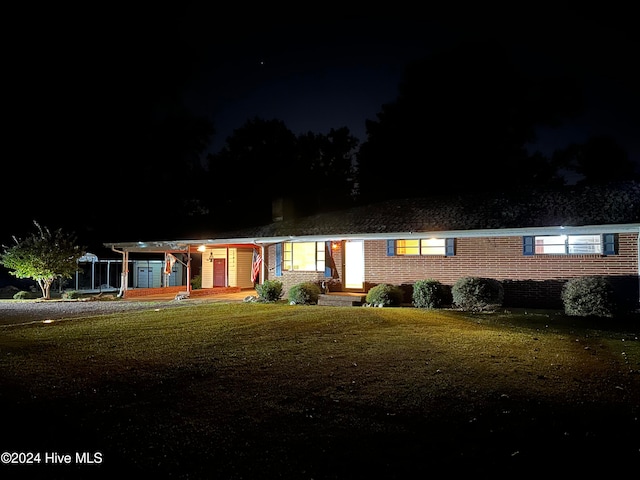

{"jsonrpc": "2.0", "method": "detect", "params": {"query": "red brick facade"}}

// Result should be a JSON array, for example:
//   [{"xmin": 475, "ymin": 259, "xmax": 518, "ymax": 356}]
[{"xmin": 265, "ymin": 233, "xmax": 639, "ymax": 308}]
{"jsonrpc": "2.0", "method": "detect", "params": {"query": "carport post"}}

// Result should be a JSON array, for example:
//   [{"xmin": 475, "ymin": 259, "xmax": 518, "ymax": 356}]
[{"xmin": 187, "ymin": 250, "xmax": 191, "ymax": 292}]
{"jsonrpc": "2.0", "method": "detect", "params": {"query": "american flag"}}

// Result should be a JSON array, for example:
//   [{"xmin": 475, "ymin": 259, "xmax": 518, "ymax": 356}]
[
  {"xmin": 165, "ymin": 253, "xmax": 178, "ymax": 275},
  {"xmin": 251, "ymin": 250, "xmax": 262, "ymax": 283}
]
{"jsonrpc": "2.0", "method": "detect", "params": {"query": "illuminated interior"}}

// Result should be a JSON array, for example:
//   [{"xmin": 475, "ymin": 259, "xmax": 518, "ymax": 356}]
[
  {"xmin": 534, "ymin": 235, "xmax": 602, "ymax": 254},
  {"xmin": 396, "ymin": 238, "xmax": 445, "ymax": 255},
  {"xmin": 283, "ymin": 242, "xmax": 326, "ymax": 271}
]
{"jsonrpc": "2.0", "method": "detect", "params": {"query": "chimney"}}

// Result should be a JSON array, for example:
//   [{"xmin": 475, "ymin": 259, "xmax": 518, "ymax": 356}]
[
  {"xmin": 272, "ymin": 197, "xmax": 296, "ymax": 222},
  {"xmin": 272, "ymin": 197, "xmax": 284, "ymax": 222}
]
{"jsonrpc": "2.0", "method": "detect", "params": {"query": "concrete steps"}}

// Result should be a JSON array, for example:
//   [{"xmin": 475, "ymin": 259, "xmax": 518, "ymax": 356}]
[{"xmin": 318, "ymin": 293, "xmax": 367, "ymax": 307}]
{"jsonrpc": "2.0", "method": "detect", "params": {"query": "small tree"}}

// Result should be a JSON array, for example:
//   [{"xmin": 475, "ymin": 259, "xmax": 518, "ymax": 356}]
[{"xmin": 0, "ymin": 221, "xmax": 85, "ymax": 300}]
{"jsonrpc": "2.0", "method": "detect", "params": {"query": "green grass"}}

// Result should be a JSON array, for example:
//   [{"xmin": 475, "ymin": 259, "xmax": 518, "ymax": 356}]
[{"xmin": 1, "ymin": 303, "xmax": 639, "ymax": 478}]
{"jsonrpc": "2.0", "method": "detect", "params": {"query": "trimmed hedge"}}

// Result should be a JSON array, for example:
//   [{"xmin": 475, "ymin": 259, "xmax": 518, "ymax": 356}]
[
  {"xmin": 561, "ymin": 276, "xmax": 616, "ymax": 317},
  {"xmin": 288, "ymin": 282, "xmax": 322, "ymax": 305},
  {"xmin": 256, "ymin": 280, "xmax": 284, "ymax": 302},
  {"xmin": 412, "ymin": 279, "xmax": 450, "ymax": 308},
  {"xmin": 452, "ymin": 276, "xmax": 504, "ymax": 312},
  {"xmin": 366, "ymin": 283, "xmax": 404, "ymax": 307}
]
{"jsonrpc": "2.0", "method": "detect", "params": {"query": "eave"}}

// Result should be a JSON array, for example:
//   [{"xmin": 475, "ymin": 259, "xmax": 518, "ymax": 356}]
[{"xmin": 104, "ymin": 223, "xmax": 640, "ymax": 252}]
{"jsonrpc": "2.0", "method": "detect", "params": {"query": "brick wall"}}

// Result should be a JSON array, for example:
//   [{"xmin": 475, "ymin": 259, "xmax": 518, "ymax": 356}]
[
  {"xmin": 365, "ymin": 234, "xmax": 638, "ymax": 284},
  {"xmin": 264, "ymin": 233, "xmax": 639, "ymax": 308},
  {"xmin": 364, "ymin": 233, "xmax": 638, "ymax": 308}
]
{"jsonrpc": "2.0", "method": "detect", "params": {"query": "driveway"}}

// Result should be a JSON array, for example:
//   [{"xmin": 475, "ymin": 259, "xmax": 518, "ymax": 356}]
[{"xmin": 0, "ymin": 290, "xmax": 256, "ymax": 326}]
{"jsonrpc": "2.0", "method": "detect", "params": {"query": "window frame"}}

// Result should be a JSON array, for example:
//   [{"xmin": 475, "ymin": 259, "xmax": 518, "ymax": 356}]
[
  {"xmin": 282, "ymin": 241, "xmax": 326, "ymax": 272},
  {"xmin": 523, "ymin": 233, "xmax": 616, "ymax": 256},
  {"xmin": 387, "ymin": 238, "xmax": 455, "ymax": 257}
]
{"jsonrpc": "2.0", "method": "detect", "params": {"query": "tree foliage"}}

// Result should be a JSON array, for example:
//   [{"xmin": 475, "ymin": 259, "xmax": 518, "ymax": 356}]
[
  {"xmin": 206, "ymin": 118, "xmax": 358, "ymax": 228},
  {"xmin": 206, "ymin": 118, "xmax": 298, "ymax": 228},
  {"xmin": 356, "ymin": 40, "xmax": 583, "ymax": 203},
  {"xmin": 552, "ymin": 135, "xmax": 638, "ymax": 185},
  {"xmin": 294, "ymin": 127, "xmax": 359, "ymax": 215},
  {"xmin": 131, "ymin": 107, "xmax": 215, "ymax": 239},
  {"xmin": 0, "ymin": 222, "xmax": 85, "ymax": 300}
]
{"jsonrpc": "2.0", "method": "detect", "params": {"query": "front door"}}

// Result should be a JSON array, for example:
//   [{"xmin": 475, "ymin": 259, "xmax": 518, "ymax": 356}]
[
  {"xmin": 213, "ymin": 258, "xmax": 226, "ymax": 287},
  {"xmin": 344, "ymin": 240, "xmax": 364, "ymax": 290}
]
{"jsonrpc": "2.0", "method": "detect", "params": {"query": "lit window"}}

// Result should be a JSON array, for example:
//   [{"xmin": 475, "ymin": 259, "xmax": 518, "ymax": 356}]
[
  {"xmin": 532, "ymin": 235, "xmax": 603, "ymax": 254},
  {"xmin": 283, "ymin": 242, "xmax": 326, "ymax": 271},
  {"xmin": 421, "ymin": 238, "xmax": 446, "ymax": 255},
  {"xmin": 395, "ymin": 238, "xmax": 447, "ymax": 256},
  {"xmin": 535, "ymin": 235, "xmax": 567, "ymax": 254},
  {"xmin": 567, "ymin": 235, "xmax": 602, "ymax": 254},
  {"xmin": 396, "ymin": 239, "xmax": 420, "ymax": 255}
]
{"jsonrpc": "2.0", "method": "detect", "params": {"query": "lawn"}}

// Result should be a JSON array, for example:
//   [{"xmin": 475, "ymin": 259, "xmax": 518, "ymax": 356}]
[{"xmin": 1, "ymin": 302, "xmax": 639, "ymax": 479}]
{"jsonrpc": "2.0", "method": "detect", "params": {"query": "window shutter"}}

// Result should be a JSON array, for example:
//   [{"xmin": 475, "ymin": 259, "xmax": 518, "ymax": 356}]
[
  {"xmin": 445, "ymin": 238, "xmax": 455, "ymax": 256},
  {"xmin": 523, "ymin": 236, "xmax": 535, "ymax": 256},
  {"xmin": 275, "ymin": 243, "xmax": 282, "ymax": 277},
  {"xmin": 602, "ymin": 234, "xmax": 616, "ymax": 255},
  {"xmin": 386, "ymin": 240, "xmax": 395, "ymax": 256},
  {"xmin": 324, "ymin": 241, "xmax": 332, "ymax": 276}
]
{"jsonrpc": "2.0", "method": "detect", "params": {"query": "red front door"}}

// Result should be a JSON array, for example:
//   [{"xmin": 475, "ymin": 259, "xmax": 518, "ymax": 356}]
[{"xmin": 213, "ymin": 258, "xmax": 226, "ymax": 287}]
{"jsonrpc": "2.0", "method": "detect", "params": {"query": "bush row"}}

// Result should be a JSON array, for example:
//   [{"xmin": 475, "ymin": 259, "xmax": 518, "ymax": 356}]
[
  {"xmin": 407, "ymin": 276, "xmax": 621, "ymax": 317},
  {"xmin": 364, "ymin": 277, "xmax": 504, "ymax": 312},
  {"xmin": 256, "ymin": 276, "xmax": 626, "ymax": 318}
]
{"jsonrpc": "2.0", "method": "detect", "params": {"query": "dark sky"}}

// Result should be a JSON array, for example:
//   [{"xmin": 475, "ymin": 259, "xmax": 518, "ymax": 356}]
[
  {"xmin": 2, "ymin": 4, "xmax": 639, "ymax": 248},
  {"xmin": 179, "ymin": 7, "xmax": 639, "ymax": 161}
]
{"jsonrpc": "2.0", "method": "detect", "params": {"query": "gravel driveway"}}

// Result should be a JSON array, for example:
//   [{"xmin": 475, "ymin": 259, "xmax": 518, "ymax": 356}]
[{"xmin": 0, "ymin": 299, "xmax": 193, "ymax": 326}]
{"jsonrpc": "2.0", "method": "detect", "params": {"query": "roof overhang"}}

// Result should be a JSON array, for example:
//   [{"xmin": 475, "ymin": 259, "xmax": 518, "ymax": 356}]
[{"xmin": 104, "ymin": 223, "xmax": 640, "ymax": 253}]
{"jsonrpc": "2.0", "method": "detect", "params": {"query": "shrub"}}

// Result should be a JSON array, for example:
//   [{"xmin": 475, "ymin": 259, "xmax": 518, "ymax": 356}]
[
  {"xmin": 562, "ymin": 276, "xmax": 616, "ymax": 317},
  {"xmin": 412, "ymin": 279, "xmax": 448, "ymax": 308},
  {"xmin": 288, "ymin": 282, "xmax": 322, "ymax": 305},
  {"xmin": 366, "ymin": 283, "xmax": 404, "ymax": 307},
  {"xmin": 255, "ymin": 280, "xmax": 284, "ymax": 302},
  {"xmin": 191, "ymin": 275, "xmax": 202, "ymax": 290},
  {"xmin": 63, "ymin": 290, "xmax": 81, "ymax": 299},
  {"xmin": 13, "ymin": 290, "xmax": 38, "ymax": 300},
  {"xmin": 452, "ymin": 276, "xmax": 504, "ymax": 312}
]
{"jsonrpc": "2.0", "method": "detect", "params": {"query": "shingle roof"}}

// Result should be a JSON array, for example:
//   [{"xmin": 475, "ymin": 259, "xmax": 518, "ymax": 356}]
[{"xmin": 222, "ymin": 182, "xmax": 640, "ymax": 239}]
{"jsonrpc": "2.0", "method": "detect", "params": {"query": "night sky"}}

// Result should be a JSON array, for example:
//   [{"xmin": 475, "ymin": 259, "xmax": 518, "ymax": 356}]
[{"xmin": 2, "ymin": 4, "xmax": 639, "ymax": 249}]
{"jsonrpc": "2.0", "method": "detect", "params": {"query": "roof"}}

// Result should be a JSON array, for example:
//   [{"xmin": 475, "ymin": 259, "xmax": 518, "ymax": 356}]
[
  {"xmin": 106, "ymin": 182, "xmax": 640, "ymax": 251},
  {"xmin": 224, "ymin": 181, "xmax": 640, "ymax": 236}
]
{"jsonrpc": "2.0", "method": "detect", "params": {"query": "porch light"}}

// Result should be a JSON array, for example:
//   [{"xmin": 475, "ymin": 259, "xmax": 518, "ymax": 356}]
[
  {"xmin": 331, "ymin": 241, "xmax": 340, "ymax": 251},
  {"xmin": 197, "ymin": 245, "xmax": 206, "ymax": 252},
  {"xmin": 207, "ymin": 252, "xmax": 214, "ymax": 262}
]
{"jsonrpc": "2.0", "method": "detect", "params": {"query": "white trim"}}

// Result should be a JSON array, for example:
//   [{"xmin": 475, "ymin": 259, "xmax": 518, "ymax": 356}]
[{"xmin": 105, "ymin": 223, "xmax": 640, "ymax": 251}]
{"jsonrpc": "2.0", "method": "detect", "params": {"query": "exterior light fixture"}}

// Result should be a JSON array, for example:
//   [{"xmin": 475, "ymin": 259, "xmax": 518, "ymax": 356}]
[
  {"xmin": 207, "ymin": 252, "xmax": 214, "ymax": 262},
  {"xmin": 331, "ymin": 241, "xmax": 340, "ymax": 251}
]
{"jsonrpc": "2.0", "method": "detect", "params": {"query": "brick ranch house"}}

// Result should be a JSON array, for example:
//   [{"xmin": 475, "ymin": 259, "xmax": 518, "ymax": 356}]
[{"xmin": 105, "ymin": 182, "xmax": 640, "ymax": 309}]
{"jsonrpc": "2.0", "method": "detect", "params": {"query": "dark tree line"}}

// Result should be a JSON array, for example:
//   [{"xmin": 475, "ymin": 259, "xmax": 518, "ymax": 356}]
[
  {"xmin": 356, "ymin": 40, "xmax": 583, "ymax": 202},
  {"xmin": 53, "ymin": 37, "xmax": 638, "ymax": 249},
  {"xmin": 184, "ymin": 39, "xmax": 637, "ymax": 236},
  {"xmin": 201, "ymin": 119, "xmax": 359, "ymax": 233}
]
